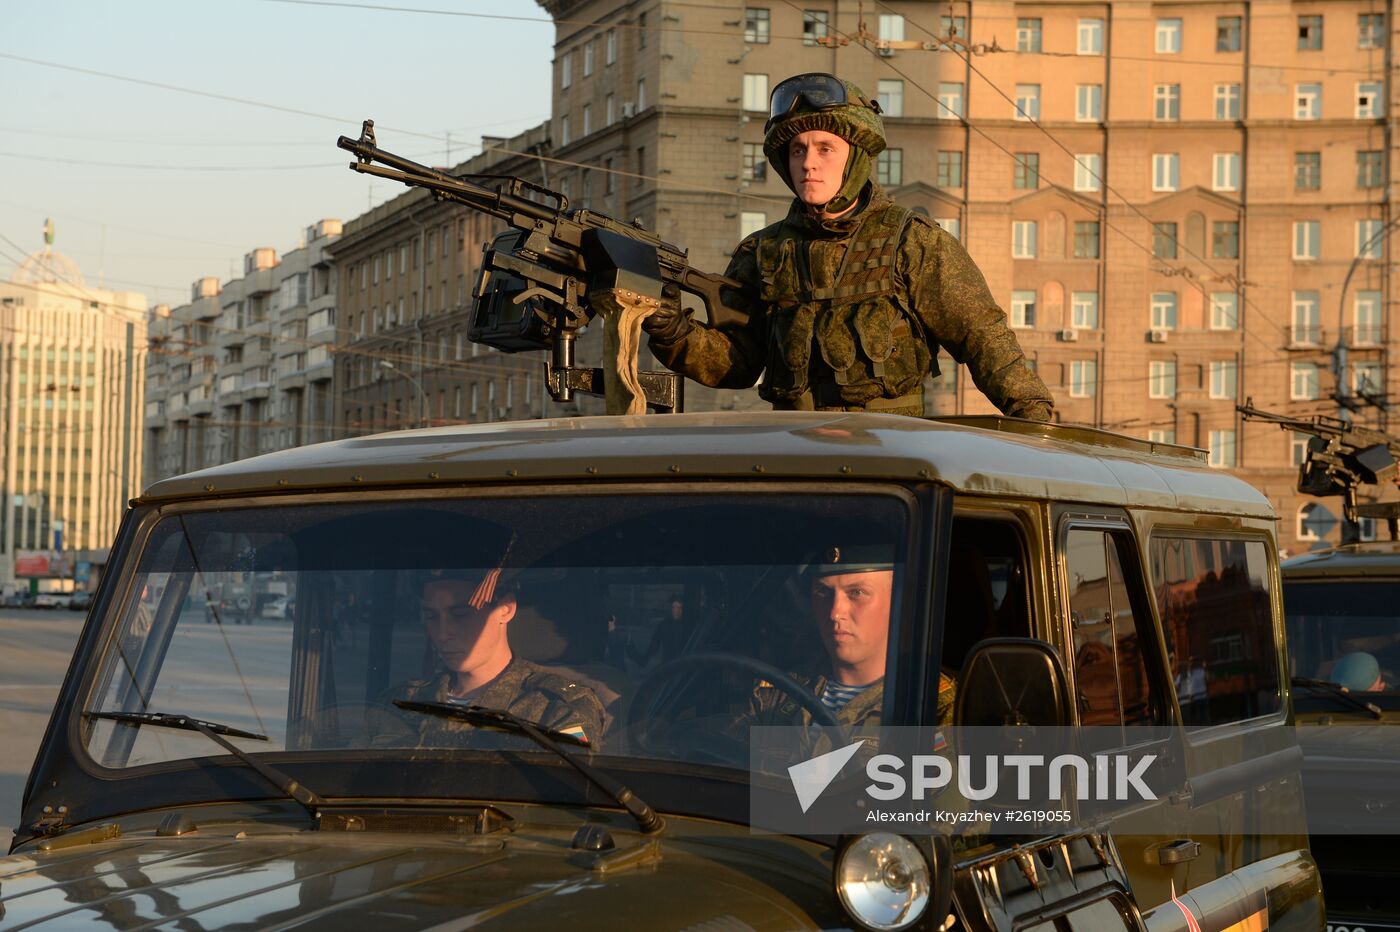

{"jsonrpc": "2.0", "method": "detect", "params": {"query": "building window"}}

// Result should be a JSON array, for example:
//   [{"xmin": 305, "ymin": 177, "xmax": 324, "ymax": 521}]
[
  {"xmin": 1209, "ymin": 360, "xmax": 1238, "ymax": 400},
  {"xmin": 582, "ymin": 103, "xmax": 592, "ymax": 136},
  {"xmin": 876, "ymin": 148, "xmax": 903, "ymax": 186},
  {"xmin": 638, "ymin": 10, "xmax": 647, "ymax": 47},
  {"xmin": 1149, "ymin": 360, "xmax": 1177, "ymax": 399},
  {"xmin": 877, "ymin": 79, "xmax": 904, "ymax": 117},
  {"xmin": 742, "ymin": 73, "xmax": 768, "ymax": 111},
  {"xmin": 936, "ymin": 150, "xmax": 963, "ymax": 188},
  {"xmin": 637, "ymin": 75, "xmax": 646, "ymax": 109},
  {"xmin": 1010, "ymin": 290, "xmax": 1037, "ymax": 327},
  {"xmin": 1152, "ymin": 153, "xmax": 1179, "ymax": 192},
  {"xmin": 1073, "ymin": 154, "xmax": 1101, "ymax": 192},
  {"xmin": 1295, "ymin": 83, "xmax": 1322, "ymax": 119},
  {"xmin": 1212, "ymin": 221, "xmax": 1240, "ymax": 259},
  {"xmin": 1298, "ymin": 14, "xmax": 1323, "ymax": 50},
  {"xmin": 742, "ymin": 143, "xmax": 766, "ymax": 181},
  {"xmin": 1212, "ymin": 153, "xmax": 1241, "ymax": 192},
  {"xmin": 583, "ymin": 42, "xmax": 594, "ymax": 76},
  {"xmin": 1357, "ymin": 219, "xmax": 1384, "ymax": 258},
  {"xmin": 1076, "ymin": 84, "xmax": 1103, "ymax": 121},
  {"xmin": 604, "ymin": 158, "xmax": 615, "ymax": 194},
  {"xmin": 1153, "ymin": 222, "xmax": 1179, "ymax": 259},
  {"xmin": 1217, "ymin": 16, "xmax": 1242, "ymax": 51},
  {"xmin": 1149, "ymin": 429, "xmax": 1178, "ymax": 445},
  {"xmin": 560, "ymin": 114, "xmax": 571, "ymax": 146},
  {"xmin": 1151, "ymin": 292, "xmax": 1179, "ymax": 329},
  {"xmin": 940, "ymin": 15, "xmax": 967, "ymax": 40},
  {"xmin": 1293, "ymin": 221, "xmax": 1320, "ymax": 260},
  {"xmin": 1291, "ymin": 431, "xmax": 1310, "ymax": 466},
  {"xmin": 1353, "ymin": 361, "xmax": 1383, "ymax": 396},
  {"xmin": 1355, "ymin": 290, "xmax": 1383, "ymax": 344},
  {"xmin": 1359, "ymin": 13, "xmax": 1385, "ymax": 49},
  {"xmin": 1012, "ymin": 220, "xmax": 1038, "ymax": 258},
  {"xmin": 937, "ymin": 82, "xmax": 965, "ymax": 119},
  {"xmin": 1297, "ymin": 503, "xmax": 1324, "ymax": 540},
  {"xmin": 1358, "ymin": 150, "xmax": 1384, "ymax": 188},
  {"xmin": 1070, "ymin": 360, "xmax": 1097, "ymax": 398},
  {"xmin": 1291, "ymin": 363, "xmax": 1320, "ymax": 400},
  {"xmin": 1078, "ymin": 18, "xmax": 1104, "ymax": 54},
  {"xmin": 560, "ymin": 51, "xmax": 572, "ymax": 89},
  {"xmin": 1013, "ymin": 152, "xmax": 1039, "ymax": 189},
  {"xmin": 606, "ymin": 29, "xmax": 617, "ymax": 64},
  {"xmin": 1071, "ymin": 291, "xmax": 1099, "ymax": 329},
  {"xmin": 1208, "ymin": 430, "xmax": 1236, "ymax": 468},
  {"xmin": 1356, "ymin": 82, "xmax": 1383, "ymax": 118},
  {"xmin": 1074, "ymin": 221, "xmax": 1100, "ymax": 258},
  {"xmin": 744, "ymin": 7, "xmax": 770, "ymax": 43},
  {"xmin": 1296, "ymin": 151, "xmax": 1321, "ymax": 189},
  {"xmin": 1015, "ymin": 84, "xmax": 1040, "ymax": 120},
  {"xmin": 878, "ymin": 14, "xmax": 905, "ymax": 42},
  {"xmin": 1214, "ymin": 84, "xmax": 1241, "ymax": 120},
  {"xmin": 1154, "ymin": 85, "xmax": 1180, "ymax": 121},
  {"xmin": 802, "ymin": 10, "xmax": 829, "ymax": 45},
  {"xmin": 934, "ymin": 218, "xmax": 961, "ymax": 240},
  {"xmin": 739, "ymin": 211, "xmax": 767, "ymax": 238},
  {"xmin": 1293, "ymin": 290, "xmax": 1321, "ymax": 343},
  {"xmin": 1156, "ymin": 18, "xmax": 1183, "ymax": 53},
  {"xmin": 606, "ymin": 93, "xmax": 616, "ymax": 126},
  {"xmin": 1017, "ymin": 17, "xmax": 1042, "ymax": 52}
]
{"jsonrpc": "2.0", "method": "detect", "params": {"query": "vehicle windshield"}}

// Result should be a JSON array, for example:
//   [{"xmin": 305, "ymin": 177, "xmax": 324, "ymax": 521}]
[
  {"xmin": 83, "ymin": 491, "xmax": 913, "ymax": 775},
  {"xmin": 1284, "ymin": 580, "xmax": 1400, "ymax": 694}
]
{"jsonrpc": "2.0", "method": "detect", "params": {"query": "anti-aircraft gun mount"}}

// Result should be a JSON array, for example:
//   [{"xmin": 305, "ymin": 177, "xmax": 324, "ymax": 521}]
[
  {"xmin": 1238, "ymin": 398, "xmax": 1400, "ymax": 537},
  {"xmin": 338, "ymin": 121, "xmax": 749, "ymax": 413}
]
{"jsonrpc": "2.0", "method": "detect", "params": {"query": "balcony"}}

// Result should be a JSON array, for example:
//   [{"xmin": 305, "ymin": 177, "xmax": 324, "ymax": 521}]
[
  {"xmin": 188, "ymin": 397, "xmax": 213, "ymax": 418},
  {"xmin": 1287, "ymin": 326, "xmax": 1326, "ymax": 350}
]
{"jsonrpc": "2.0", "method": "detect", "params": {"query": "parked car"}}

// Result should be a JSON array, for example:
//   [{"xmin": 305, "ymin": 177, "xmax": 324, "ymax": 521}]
[
  {"xmin": 1283, "ymin": 541, "xmax": 1400, "ymax": 931},
  {"xmin": 31, "ymin": 593, "xmax": 68, "ymax": 610},
  {"xmin": 259, "ymin": 595, "xmax": 295, "ymax": 619},
  {"xmin": 1, "ymin": 414, "xmax": 1324, "ymax": 929},
  {"xmin": 66, "ymin": 591, "xmax": 94, "ymax": 612}
]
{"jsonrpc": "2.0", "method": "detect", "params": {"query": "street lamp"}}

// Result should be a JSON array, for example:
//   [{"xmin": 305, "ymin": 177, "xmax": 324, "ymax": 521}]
[{"xmin": 378, "ymin": 360, "xmax": 429, "ymax": 428}]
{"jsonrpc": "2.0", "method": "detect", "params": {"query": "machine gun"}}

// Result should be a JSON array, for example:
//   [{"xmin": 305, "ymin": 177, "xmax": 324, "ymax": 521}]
[
  {"xmin": 337, "ymin": 120, "xmax": 747, "ymax": 412},
  {"xmin": 1238, "ymin": 398, "xmax": 1400, "ymax": 532}
]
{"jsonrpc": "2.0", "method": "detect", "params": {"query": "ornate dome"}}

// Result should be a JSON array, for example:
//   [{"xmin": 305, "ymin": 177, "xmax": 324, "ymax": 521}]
[{"xmin": 12, "ymin": 248, "xmax": 84, "ymax": 287}]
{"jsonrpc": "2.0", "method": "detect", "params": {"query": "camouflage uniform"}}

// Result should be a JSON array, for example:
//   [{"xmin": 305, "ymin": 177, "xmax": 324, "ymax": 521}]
[
  {"xmin": 742, "ymin": 670, "xmax": 957, "ymax": 757},
  {"xmin": 384, "ymin": 656, "xmax": 606, "ymax": 749},
  {"xmin": 648, "ymin": 76, "xmax": 1053, "ymax": 421}
]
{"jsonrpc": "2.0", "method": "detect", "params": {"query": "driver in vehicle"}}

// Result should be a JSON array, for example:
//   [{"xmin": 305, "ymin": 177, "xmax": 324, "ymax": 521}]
[
  {"xmin": 385, "ymin": 554, "xmax": 607, "ymax": 749},
  {"xmin": 742, "ymin": 544, "xmax": 956, "ymax": 746}
]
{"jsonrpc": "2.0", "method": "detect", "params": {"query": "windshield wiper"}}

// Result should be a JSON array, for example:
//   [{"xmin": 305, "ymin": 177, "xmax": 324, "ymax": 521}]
[
  {"xmin": 394, "ymin": 700, "xmax": 664, "ymax": 835},
  {"xmin": 1291, "ymin": 676, "xmax": 1384, "ymax": 720},
  {"xmin": 85, "ymin": 711, "xmax": 325, "ymax": 816}
]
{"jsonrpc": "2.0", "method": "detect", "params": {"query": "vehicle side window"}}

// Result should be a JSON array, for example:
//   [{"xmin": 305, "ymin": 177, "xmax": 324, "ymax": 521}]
[
  {"xmin": 1066, "ymin": 528, "xmax": 1158, "ymax": 736},
  {"xmin": 942, "ymin": 517, "xmax": 1031, "ymax": 671},
  {"xmin": 1150, "ymin": 536, "xmax": 1280, "ymax": 727}
]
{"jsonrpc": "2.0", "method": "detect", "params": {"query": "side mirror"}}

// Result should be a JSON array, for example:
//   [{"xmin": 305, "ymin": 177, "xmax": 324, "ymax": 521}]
[{"xmin": 955, "ymin": 638, "xmax": 1072, "ymax": 728}]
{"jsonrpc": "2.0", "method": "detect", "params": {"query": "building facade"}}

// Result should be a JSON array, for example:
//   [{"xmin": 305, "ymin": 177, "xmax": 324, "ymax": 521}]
[
  {"xmin": 1, "ymin": 250, "xmax": 147, "ymax": 590},
  {"xmin": 144, "ymin": 220, "xmax": 341, "ymax": 485},
  {"xmin": 537, "ymin": 0, "xmax": 1397, "ymax": 551}
]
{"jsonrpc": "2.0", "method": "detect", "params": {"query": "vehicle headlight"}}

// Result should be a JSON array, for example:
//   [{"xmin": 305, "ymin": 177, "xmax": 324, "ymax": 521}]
[{"xmin": 834, "ymin": 833, "xmax": 931, "ymax": 931}]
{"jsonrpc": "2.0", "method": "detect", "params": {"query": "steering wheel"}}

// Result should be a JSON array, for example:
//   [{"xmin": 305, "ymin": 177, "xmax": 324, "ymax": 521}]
[{"xmin": 626, "ymin": 652, "xmax": 844, "ymax": 761}]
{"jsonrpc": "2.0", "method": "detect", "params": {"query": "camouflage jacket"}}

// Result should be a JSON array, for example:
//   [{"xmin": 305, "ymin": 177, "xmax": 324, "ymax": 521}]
[
  {"xmin": 651, "ymin": 185, "xmax": 1054, "ymax": 421},
  {"xmin": 743, "ymin": 670, "xmax": 956, "ymax": 758},
  {"xmin": 384, "ymin": 656, "xmax": 606, "ymax": 749}
]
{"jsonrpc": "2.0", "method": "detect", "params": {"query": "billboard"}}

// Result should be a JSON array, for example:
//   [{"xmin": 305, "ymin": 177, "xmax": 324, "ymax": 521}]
[{"xmin": 14, "ymin": 551, "xmax": 72, "ymax": 578}]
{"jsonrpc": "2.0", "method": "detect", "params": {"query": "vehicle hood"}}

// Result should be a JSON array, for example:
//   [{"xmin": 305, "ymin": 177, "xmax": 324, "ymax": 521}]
[{"xmin": 0, "ymin": 827, "xmax": 834, "ymax": 930}]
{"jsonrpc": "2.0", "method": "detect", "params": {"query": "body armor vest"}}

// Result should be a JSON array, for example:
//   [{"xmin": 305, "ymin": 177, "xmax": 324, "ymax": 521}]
[{"xmin": 753, "ymin": 202, "xmax": 936, "ymax": 408}]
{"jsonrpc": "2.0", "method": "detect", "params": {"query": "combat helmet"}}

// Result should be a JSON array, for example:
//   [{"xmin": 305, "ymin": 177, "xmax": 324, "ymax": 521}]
[{"xmin": 763, "ymin": 73, "xmax": 886, "ymax": 214}]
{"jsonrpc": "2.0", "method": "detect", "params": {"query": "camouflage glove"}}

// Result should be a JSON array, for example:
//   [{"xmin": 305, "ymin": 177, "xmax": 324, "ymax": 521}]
[{"xmin": 641, "ymin": 283, "xmax": 695, "ymax": 346}]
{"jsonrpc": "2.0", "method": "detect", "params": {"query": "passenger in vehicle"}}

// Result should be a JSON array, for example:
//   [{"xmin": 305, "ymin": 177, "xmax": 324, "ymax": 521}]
[
  {"xmin": 386, "ymin": 564, "xmax": 607, "ymax": 748},
  {"xmin": 1330, "ymin": 651, "xmax": 1388, "ymax": 693},
  {"xmin": 742, "ymin": 544, "xmax": 955, "ymax": 747}
]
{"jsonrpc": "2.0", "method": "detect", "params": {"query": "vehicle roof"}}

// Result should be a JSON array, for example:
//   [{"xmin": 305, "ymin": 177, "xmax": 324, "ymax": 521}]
[
  {"xmin": 1281, "ymin": 540, "xmax": 1400, "ymax": 578},
  {"xmin": 138, "ymin": 412, "xmax": 1275, "ymax": 519}
]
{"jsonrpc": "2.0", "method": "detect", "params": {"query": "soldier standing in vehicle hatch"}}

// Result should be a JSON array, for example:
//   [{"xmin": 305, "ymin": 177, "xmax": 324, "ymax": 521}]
[{"xmin": 642, "ymin": 72, "xmax": 1054, "ymax": 421}]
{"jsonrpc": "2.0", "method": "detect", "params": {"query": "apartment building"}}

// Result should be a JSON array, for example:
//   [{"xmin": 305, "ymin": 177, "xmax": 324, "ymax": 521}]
[
  {"xmin": 144, "ymin": 220, "xmax": 341, "ymax": 485},
  {"xmin": 540, "ymin": 0, "xmax": 1396, "ymax": 550},
  {"xmin": 0, "ymin": 249, "xmax": 147, "ymax": 588}
]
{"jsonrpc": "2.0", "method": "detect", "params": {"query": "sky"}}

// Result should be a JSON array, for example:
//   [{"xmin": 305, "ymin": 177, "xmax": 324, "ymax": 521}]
[{"xmin": 0, "ymin": 0, "xmax": 553, "ymax": 306}]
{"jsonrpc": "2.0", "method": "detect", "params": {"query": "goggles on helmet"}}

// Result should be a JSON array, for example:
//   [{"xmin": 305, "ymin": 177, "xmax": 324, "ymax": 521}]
[{"xmin": 766, "ymin": 73, "xmax": 882, "ymax": 131}]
